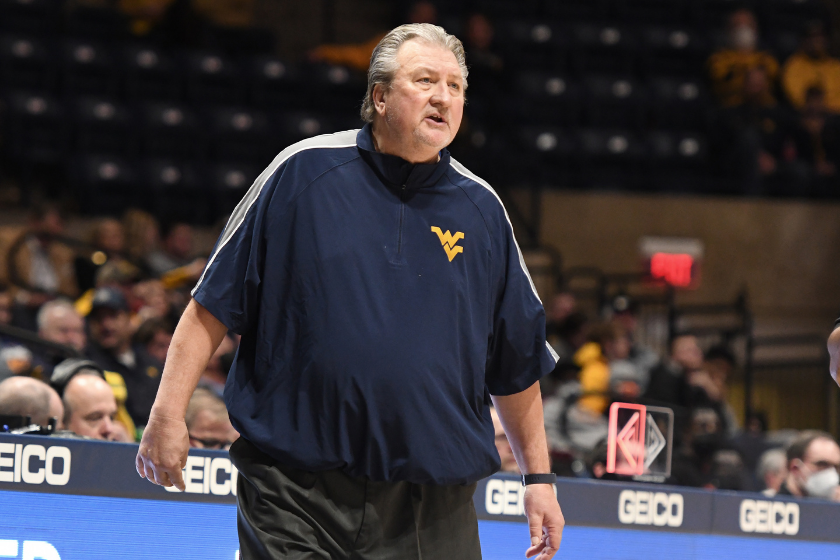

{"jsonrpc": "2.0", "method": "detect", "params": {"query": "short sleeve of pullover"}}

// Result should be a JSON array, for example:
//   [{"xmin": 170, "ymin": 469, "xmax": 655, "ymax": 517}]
[{"xmin": 481, "ymin": 191, "xmax": 559, "ymax": 396}]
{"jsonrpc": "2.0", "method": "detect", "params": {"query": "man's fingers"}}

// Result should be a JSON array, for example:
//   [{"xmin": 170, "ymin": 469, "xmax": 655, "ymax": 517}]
[
  {"xmin": 135, "ymin": 453, "xmax": 146, "ymax": 479},
  {"xmin": 168, "ymin": 463, "xmax": 186, "ymax": 492},
  {"xmin": 526, "ymin": 514, "xmax": 546, "ymax": 558}
]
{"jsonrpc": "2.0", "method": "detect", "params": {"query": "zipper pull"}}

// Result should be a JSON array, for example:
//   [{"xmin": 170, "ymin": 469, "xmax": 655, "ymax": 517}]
[{"xmin": 400, "ymin": 184, "xmax": 407, "ymax": 201}]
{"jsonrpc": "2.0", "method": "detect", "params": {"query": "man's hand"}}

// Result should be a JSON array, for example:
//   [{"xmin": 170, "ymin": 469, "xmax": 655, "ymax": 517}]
[
  {"xmin": 135, "ymin": 413, "xmax": 190, "ymax": 491},
  {"xmin": 524, "ymin": 484, "xmax": 564, "ymax": 560}
]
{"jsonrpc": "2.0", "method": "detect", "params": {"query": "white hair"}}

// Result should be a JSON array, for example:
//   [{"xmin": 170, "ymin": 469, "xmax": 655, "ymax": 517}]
[
  {"xmin": 757, "ymin": 448, "xmax": 787, "ymax": 480},
  {"xmin": 37, "ymin": 299, "xmax": 78, "ymax": 332},
  {"xmin": 360, "ymin": 23, "xmax": 468, "ymax": 123}
]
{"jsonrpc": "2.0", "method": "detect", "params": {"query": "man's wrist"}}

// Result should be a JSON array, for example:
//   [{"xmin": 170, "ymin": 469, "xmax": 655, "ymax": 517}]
[{"xmin": 521, "ymin": 473, "xmax": 557, "ymax": 486}]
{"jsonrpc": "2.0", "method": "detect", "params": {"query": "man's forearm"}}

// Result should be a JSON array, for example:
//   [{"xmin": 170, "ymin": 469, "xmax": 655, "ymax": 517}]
[
  {"xmin": 829, "ymin": 326, "xmax": 840, "ymax": 382},
  {"xmin": 491, "ymin": 382, "xmax": 551, "ymax": 474},
  {"xmin": 150, "ymin": 299, "xmax": 229, "ymax": 420}
]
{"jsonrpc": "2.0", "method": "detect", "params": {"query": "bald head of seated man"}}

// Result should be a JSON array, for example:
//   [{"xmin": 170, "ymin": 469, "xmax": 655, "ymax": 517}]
[
  {"xmin": 0, "ymin": 376, "xmax": 63, "ymax": 428},
  {"xmin": 63, "ymin": 373, "xmax": 119, "ymax": 440}
]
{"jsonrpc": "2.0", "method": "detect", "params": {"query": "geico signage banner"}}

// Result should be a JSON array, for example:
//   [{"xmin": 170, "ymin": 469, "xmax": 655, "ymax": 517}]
[
  {"xmin": 618, "ymin": 490, "xmax": 684, "ymax": 528},
  {"xmin": 711, "ymin": 493, "xmax": 840, "ymax": 542},
  {"xmin": 0, "ymin": 434, "xmax": 236, "ymax": 504},
  {"xmin": 0, "ymin": 540, "xmax": 61, "ymax": 560}
]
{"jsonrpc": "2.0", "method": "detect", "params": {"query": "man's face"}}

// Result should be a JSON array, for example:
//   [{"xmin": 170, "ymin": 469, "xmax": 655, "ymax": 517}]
[
  {"xmin": 146, "ymin": 330, "xmax": 171, "ymax": 364},
  {"xmin": 88, "ymin": 308, "xmax": 131, "ymax": 351},
  {"xmin": 40, "ymin": 307, "xmax": 86, "ymax": 352},
  {"xmin": 64, "ymin": 375, "xmax": 118, "ymax": 440},
  {"xmin": 376, "ymin": 39, "xmax": 464, "ymax": 159},
  {"xmin": 672, "ymin": 336, "xmax": 703, "ymax": 371},
  {"xmin": 188, "ymin": 409, "xmax": 238, "ymax": 450},
  {"xmin": 166, "ymin": 224, "xmax": 193, "ymax": 259},
  {"xmin": 792, "ymin": 438, "xmax": 840, "ymax": 493}
]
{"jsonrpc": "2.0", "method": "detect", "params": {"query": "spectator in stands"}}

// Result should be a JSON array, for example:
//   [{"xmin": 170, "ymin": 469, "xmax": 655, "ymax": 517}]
[
  {"xmin": 777, "ymin": 431, "xmax": 840, "ymax": 501},
  {"xmin": 782, "ymin": 22, "xmax": 840, "ymax": 114},
  {"xmin": 133, "ymin": 318, "xmax": 173, "ymax": 365},
  {"xmin": 7, "ymin": 202, "xmax": 78, "ymax": 318},
  {"xmin": 75, "ymin": 218, "xmax": 128, "ymax": 294},
  {"xmin": 86, "ymin": 287, "xmax": 162, "ymax": 426},
  {"xmin": 671, "ymin": 407, "xmax": 727, "ymax": 487},
  {"xmin": 790, "ymin": 86, "xmax": 840, "ymax": 183},
  {"xmin": 699, "ymin": 345, "xmax": 740, "ymax": 435},
  {"xmin": 0, "ymin": 287, "xmax": 34, "ymax": 380},
  {"xmin": 185, "ymin": 387, "xmax": 238, "ymax": 450},
  {"xmin": 609, "ymin": 295, "xmax": 659, "ymax": 393},
  {"xmin": 575, "ymin": 322, "xmax": 636, "ymax": 417},
  {"xmin": 490, "ymin": 406, "xmax": 519, "ymax": 474},
  {"xmin": 62, "ymin": 372, "xmax": 120, "ymax": 441},
  {"xmin": 0, "ymin": 376, "xmax": 63, "ymax": 429},
  {"xmin": 708, "ymin": 9, "xmax": 778, "ymax": 107},
  {"xmin": 308, "ymin": 1, "xmax": 438, "ymax": 72},
  {"xmin": 198, "ymin": 334, "xmax": 235, "ymax": 396},
  {"xmin": 50, "ymin": 357, "xmax": 136, "ymax": 441},
  {"xmin": 731, "ymin": 411, "xmax": 772, "ymax": 484},
  {"xmin": 37, "ymin": 300, "xmax": 86, "ymax": 353},
  {"xmin": 123, "ymin": 209, "xmax": 160, "ymax": 273},
  {"xmin": 757, "ymin": 448, "xmax": 788, "ymax": 496},
  {"xmin": 715, "ymin": 66, "xmax": 804, "ymax": 194},
  {"xmin": 146, "ymin": 221, "xmax": 196, "ymax": 275}
]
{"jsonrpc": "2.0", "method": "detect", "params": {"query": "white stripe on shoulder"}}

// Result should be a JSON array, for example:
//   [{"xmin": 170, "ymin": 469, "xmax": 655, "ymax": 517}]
[
  {"xmin": 192, "ymin": 129, "xmax": 360, "ymax": 295},
  {"xmin": 449, "ymin": 158, "xmax": 560, "ymax": 364}
]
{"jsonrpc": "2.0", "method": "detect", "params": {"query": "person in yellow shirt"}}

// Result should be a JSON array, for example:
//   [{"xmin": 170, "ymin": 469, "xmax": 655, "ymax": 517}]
[
  {"xmin": 575, "ymin": 322, "xmax": 632, "ymax": 416},
  {"xmin": 707, "ymin": 9, "xmax": 779, "ymax": 107},
  {"xmin": 782, "ymin": 22, "xmax": 840, "ymax": 114}
]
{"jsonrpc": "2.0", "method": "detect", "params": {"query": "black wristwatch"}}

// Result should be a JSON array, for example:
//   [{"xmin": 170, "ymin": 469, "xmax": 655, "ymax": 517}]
[{"xmin": 521, "ymin": 473, "xmax": 557, "ymax": 486}]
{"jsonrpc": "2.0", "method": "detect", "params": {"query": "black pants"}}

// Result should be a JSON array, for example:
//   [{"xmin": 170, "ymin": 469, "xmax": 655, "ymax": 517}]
[{"xmin": 230, "ymin": 438, "xmax": 483, "ymax": 560}]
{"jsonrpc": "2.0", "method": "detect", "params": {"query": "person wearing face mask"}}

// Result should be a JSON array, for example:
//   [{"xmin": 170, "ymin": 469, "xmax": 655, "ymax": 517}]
[
  {"xmin": 777, "ymin": 431, "xmax": 840, "ymax": 501},
  {"xmin": 708, "ymin": 9, "xmax": 779, "ymax": 107}
]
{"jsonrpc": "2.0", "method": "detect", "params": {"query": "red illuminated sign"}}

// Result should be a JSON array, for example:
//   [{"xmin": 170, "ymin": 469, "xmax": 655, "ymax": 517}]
[
  {"xmin": 607, "ymin": 403, "xmax": 647, "ymax": 476},
  {"xmin": 649, "ymin": 252, "xmax": 694, "ymax": 287}
]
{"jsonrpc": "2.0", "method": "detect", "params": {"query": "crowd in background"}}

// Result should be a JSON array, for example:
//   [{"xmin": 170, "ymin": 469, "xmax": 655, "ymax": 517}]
[{"xmin": 0, "ymin": 201, "xmax": 237, "ymax": 451}]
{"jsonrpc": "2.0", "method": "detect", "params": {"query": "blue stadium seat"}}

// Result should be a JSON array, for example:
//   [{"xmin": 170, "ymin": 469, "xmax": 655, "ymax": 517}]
[
  {"xmin": 570, "ymin": 23, "xmax": 639, "ymax": 74},
  {"xmin": 648, "ymin": 76, "xmax": 708, "ymax": 130},
  {"xmin": 494, "ymin": 20, "xmax": 568, "ymax": 71},
  {"xmin": 639, "ymin": 25, "xmax": 706, "ymax": 77},
  {"xmin": 512, "ymin": 72, "xmax": 582, "ymax": 126},
  {"xmin": 138, "ymin": 102, "xmax": 203, "ymax": 159},
  {"xmin": 0, "ymin": 34, "xmax": 56, "ymax": 91},
  {"xmin": 245, "ymin": 56, "xmax": 301, "ymax": 110},
  {"xmin": 122, "ymin": 45, "xmax": 180, "ymax": 101},
  {"xmin": 206, "ymin": 106, "xmax": 276, "ymax": 163},
  {"xmin": 71, "ymin": 96, "xmax": 134, "ymax": 156},
  {"xmin": 613, "ymin": 0, "xmax": 689, "ymax": 24},
  {"xmin": 61, "ymin": 39, "xmax": 118, "ymax": 95},
  {"xmin": 0, "ymin": 0, "xmax": 62, "ymax": 34},
  {"xmin": 582, "ymin": 75, "xmax": 648, "ymax": 129},
  {"xmin": 4, "ymin": 90, "xmax": 67, "ymax": 163},
  {"xmin": 182, "ymin": 51, "xmax": 244, "ymax": 105},
  {"xmin": 71, "ymin": 154, "xmax": 137, "ymax": 214}
]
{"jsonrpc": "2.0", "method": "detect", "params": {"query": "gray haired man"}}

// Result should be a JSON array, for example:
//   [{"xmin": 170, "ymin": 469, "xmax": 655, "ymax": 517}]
[{"xmin": 137, "ymin": 23, "xmax": 564, "ymax": 559}]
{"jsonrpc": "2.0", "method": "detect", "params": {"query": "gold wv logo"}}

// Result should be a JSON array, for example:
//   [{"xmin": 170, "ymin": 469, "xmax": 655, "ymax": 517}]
[{"xmin": 431, "ymin": 226, "xmax": 464, "ymax": 262}]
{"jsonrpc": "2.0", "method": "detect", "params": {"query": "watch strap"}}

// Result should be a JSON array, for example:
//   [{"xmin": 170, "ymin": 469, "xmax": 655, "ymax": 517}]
[{"xmin": 521, "ymin": 473, "xmax": 557, "ymax": 486}]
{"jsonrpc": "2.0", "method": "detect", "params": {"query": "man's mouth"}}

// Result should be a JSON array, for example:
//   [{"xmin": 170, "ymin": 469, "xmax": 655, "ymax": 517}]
[{"xmin": 425, "ymin": 114, "xmax": 446, "ymax": 125}]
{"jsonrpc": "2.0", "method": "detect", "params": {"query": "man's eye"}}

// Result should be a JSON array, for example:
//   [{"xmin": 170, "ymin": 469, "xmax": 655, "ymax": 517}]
[{"xmin": 420, "ymin": 78, "xmax": 431, "ymax": 83}]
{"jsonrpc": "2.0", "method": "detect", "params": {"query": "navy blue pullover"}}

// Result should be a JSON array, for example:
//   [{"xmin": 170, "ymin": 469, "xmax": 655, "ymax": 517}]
[{"xmin": 192, "ymin": 125, "xmax": 558, "ymax": 485}]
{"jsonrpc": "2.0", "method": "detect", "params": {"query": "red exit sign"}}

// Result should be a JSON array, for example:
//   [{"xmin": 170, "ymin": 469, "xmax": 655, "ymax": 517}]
[{"xmin": 640, "ymin": 237, "xmax": 703, "ymax": 289}]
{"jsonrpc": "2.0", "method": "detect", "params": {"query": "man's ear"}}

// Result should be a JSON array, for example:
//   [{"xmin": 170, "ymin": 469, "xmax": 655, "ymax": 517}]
[{"xmin": 372, "ymin": 83, "xmax": 387, "ymax": 117}]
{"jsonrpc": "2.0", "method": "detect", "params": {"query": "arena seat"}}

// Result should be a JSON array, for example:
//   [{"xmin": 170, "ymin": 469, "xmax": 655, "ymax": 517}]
[
  {"xmin": 570, "ymin": 23, "xmax": 639, "ymax": 75},
  {"xmin": 648, "ymin": 76, "xmax": 708, "ymax": 130},
  {"xmin": 138, "ymin": 101, "xmax": 204, "ymax": 159},
  {"xmin": 0, "ymin": 0, "xmax": 62, "ymax": 35},
  {"xmin": 182, "ymin": 51, "xmax": 244, "ymax": 105},
  {"xmin": 276, "ymin": 112, "xmax": 335, "ymax": 146},
  {"xmin": 245, "ymin": 56, "xmax": 301, "ymax": 110},
  {"xmin": 207, "ymin": 161, "xmax": 262, "ymax": 217},
  {"xmin": 512, "ymin": 72, "xmax": 582, "ymax": 126},
  {"xmin": 582, "ymin": 75, "xmax": 648, "ymax": 129},
  {"xmin": 71, "ymin": 154, "xmax": 138, "ymax": 214},
  {"xmin": 514, "ymin": 126, "xmax": 575, "ymax": 184},
  {"xmin": 0, "ymin": 33, "xmax": 57, "ymax": 92},
  {"xmin": 122, "ymin": 44, "xmax": 181, "ymax": 102},
  {"xmin": 639, "ymin": 25, "xmax": 706, "ymax": 77},
  {"xmin": 612, "ymin": 0, "xmax": 689, "ymax": 24},
  {"xmin": 4, "ymin": 90, "xmax": 67, "ymax": 163},
  {"xmin": 140, "ymin": 159, "xmax": 216, "ymax": 223},
  {"xmin": 494, "ymin": 20, "xmax": 568, "ymax": 71},
  {"xmin": 308, "ymin": 63, "xmax": 367, "ymax": 115},
  {"xmin": 206, "ymin": 106, "xmax": 276, "ymax": 163},
  {"xmin": 647, "ymin": 130, "xmax": 707, "ymax": 168},
  {"xmin": 544, "ymin": 0, "xmax": 610, "ymax": 20},
  {"xmin": 61, "ymin": 38, "xmax": 118, "ymax": 96},
  {"xmin": 71, "ymin": 95, "xmax": 135, "ymax": 156}
]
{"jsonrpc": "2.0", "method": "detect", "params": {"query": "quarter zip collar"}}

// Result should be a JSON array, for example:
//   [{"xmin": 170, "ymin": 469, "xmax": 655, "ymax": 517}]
[{"xmin": 356, "ymin": 124, "xmax": 450, "ymax": 191}]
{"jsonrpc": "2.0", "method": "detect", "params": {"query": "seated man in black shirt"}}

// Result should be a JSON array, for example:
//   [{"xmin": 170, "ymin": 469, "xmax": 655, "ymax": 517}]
[{"xmin": 85, "ymin": 287, "xmax": 162, "ymax": 427}]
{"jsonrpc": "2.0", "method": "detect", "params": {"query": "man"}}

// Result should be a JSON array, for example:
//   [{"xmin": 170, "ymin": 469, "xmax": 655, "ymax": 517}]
[
  {"xmin": 133, "ymin": 317, "xmax": 174, "ymax": 365},
  {"xmin": 86, "ymin": 287, "xmax": 162, "ymax": 426},
  {"xmin": 137, "ymin": 23, "xmax": 564, "ymax": 560},
  {"xmin": 707, "ymin": 9, "xmax": 779, "ymax": 107},
  {"xmin": 757, "ymin": 448, "xmax": 787, "ymax": 497},
  {"xmin": 777, "ymin": 431, "xmax": 840, "ymax": 501},
  {"xmin": 782, "ymin": 22, "xmax": 840, "ymax": 113},
  {"xmin": 61, "ymin": 372, "xmax": 119, "ymax": 441},
  {"xmin": 0, "ymin": 376, "xmax": 63, "ymax": 428},
  {"xmin": 38, "ymin": 299, "xmax": 86, "ymax": 352},
  {"xmin": 185, "ymin": 388, "xmax": 238, "ymax": 450}
]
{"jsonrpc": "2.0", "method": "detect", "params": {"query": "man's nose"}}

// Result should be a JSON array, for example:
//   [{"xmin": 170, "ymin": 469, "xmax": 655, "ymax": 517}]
[
  {"xmin": 429, "ymin": 82, "xmax": 453, "ymax": 106},
  {"xmin": 101, "ymin": 416, "xmax": 115, "ymax": 440}
]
